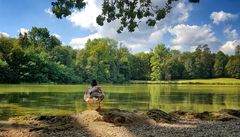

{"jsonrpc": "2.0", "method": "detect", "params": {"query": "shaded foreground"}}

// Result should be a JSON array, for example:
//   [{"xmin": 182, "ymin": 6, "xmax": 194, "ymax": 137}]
[{"xmin": 1, "ymin": 109, "xmax": 240, "ymax": 137}]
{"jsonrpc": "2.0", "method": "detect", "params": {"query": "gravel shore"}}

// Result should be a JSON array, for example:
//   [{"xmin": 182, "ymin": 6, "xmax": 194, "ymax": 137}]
[{"xmin": 1, "ymin": 109, "xmax": 240, "ymax": 137}]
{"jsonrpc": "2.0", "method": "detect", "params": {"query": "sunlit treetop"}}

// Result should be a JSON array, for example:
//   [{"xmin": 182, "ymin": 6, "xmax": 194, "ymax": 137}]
[{"xmin": 51, "ymin": 0, "xmax": 199, "ymax": 33}]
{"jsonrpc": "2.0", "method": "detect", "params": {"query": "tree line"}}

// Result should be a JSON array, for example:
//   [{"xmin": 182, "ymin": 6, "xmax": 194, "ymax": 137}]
[{"xmin": 0, "ymin": 27, "xmax": 239, "ymax": 84}]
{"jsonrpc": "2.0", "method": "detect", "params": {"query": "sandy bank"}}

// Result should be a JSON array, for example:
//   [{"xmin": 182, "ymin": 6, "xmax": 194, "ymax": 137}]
[{"xmin": 0, "ymin": 109, "xmax": 240, "ymax": 137}]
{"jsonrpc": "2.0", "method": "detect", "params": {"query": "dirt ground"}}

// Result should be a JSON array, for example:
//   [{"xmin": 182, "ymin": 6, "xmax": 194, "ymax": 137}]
[{"xmin": 1, "ymin": 109, "xmax": 240, "ymax": 137}]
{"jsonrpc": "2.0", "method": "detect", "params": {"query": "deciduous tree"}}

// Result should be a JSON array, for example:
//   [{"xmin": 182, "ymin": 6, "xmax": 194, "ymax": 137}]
[{"xmin": 51, "ymin": 0, "xmax": 199, "ymax": 33}]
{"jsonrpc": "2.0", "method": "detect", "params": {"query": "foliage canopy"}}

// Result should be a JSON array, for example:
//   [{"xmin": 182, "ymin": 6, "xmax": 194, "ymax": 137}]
[
  {"xmin": 1, "ymin": 27, "xmax": 239, "ymax": 84},
  {"xmin": 51, "ymin": 0, "xmax": 199, "ymax": 33}
]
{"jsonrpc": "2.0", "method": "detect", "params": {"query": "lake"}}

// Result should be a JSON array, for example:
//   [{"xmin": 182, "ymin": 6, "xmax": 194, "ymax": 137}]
[{"xmin": 0, "ymin": 84, "xmax": 240, "ymax": 120}]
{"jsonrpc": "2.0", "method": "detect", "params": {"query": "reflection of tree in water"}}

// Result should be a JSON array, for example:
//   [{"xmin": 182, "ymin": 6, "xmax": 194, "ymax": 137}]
[
  {"xmin": 105, "ymin": 88, "xmax": 149, "ymax": 111},
  {"xmin": 148, "ymin": 85, "xmax": 186, "ymax": 112},
  {"xmin": 0, "ymin": 92, "xmax": 86, "ymax": 120},
  {"xmin": 224, "ymin": 93, "xmax": 240, "ymax": 110},
  {"xmin": 147, "ymin": 85, "xmax": 240, "ymax": 112},
  {"xmin": 189, "ymin": 92, "xmax": 214, "ymax": 104},
  {"xmin": 0, "ymin": 92, "xmax": 82, "ymax": 107},
  {"xmin": 213, "ymin": 94, "xmax": 225, "ymax": 105},
  {"xmin": 1, "ymin": 85, "xmax": 240, "ymax": 119}
]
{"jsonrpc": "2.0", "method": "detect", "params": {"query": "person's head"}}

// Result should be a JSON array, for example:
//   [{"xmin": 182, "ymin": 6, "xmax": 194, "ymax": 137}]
[{"xmin": 91, "ymin": 79, "xmax": 97, "ymax": 87}]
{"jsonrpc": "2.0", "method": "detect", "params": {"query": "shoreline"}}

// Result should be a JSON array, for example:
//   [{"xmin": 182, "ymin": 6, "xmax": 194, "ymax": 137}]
[
  {"xmin": 1, "ymin": 108, "xmax": 240, "ymax": 137},
  {"xmin": 0, "ymin": 78, "xmax": 239, "ymax": 85},
  {"xmin": 130, "ymin": 78, "xmax": 240, "ymax": 85}
]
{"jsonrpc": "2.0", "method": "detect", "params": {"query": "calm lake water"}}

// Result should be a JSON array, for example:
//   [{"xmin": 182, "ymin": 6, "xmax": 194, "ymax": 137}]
[{"xmin": 0, "ymin": 84, "xmax": 240, "ymax": 120}]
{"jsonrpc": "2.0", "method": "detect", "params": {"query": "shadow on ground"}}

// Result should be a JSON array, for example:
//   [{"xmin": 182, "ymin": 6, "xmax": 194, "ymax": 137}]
[{"xmin": 1, "ymin": 108, "xmax": 240, "ymax": 137}]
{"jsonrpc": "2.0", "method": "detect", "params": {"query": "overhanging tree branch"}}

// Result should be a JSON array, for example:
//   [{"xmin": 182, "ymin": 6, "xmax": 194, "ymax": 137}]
[{"xmin": 51, "ymin": 0, "xmax": 199, "ymax": 33}]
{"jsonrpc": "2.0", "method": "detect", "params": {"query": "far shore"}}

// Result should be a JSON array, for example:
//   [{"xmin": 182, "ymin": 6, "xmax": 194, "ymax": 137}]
[
  {"xmin": 0, "ymin": 78, "xmax": 239, "ymax": 85},
  {"xmin": 130, "ymin": 78, "xmax": 240, "ymax": 85}
]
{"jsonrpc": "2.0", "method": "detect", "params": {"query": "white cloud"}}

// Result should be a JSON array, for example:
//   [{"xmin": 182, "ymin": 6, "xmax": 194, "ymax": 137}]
[
  {"xmin": 52, "ymin": 33, "xmax": 61, "ymax": 39},
  {"xmin": 210, "ymin": 11, "xmax": 238, "ymax": 24},
  {"xmin": 174, "ymin": 2, "xmax": 192, "ymax": 23},
  {"xmin": 0, "ymin": 32, "xmax": 9, "ymax": 37},
  {"xmin": 67, "ymin": 0, "xmax": 101, "ymax": 29},
  {"xmin": 68, "ymin": 0, "xmax": 193, "ymax": 53},
  {"xmin": 169, "ymin": 24, "xmax": 220, "ymax": 51},
  {"xmin": 148, "ymin": 29, "xmax": 167, "ymax": 44},
  {"xmin": 223, "ymin": 27, "xmax": 239, "ymax": 40},
  {"xmin": 69, "ymin": 33, "xmax": 102, "ymax": 49},
  {"xmin": 220, "ymin": 40, "xmax": 240, "ymax": 55},
  {"xmin": 18, "ymin": 28, "xmax": 29, "ymax": 35},
  {"xmin": 44, "ymin": 8, "xmax": 53, "ymax": 15}
]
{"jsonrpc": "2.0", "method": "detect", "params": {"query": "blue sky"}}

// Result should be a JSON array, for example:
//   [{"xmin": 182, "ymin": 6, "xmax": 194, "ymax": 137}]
[
  {"xmin": 0, "ymin": 0, "xmax": 240, "ymax": 54},
  {"xmin": 189, "ymin": 0, "xmax": 240, "ymax": 41},
  {"xmin": 0, "ymin": 0, "xmax": 88, "ymax": 43}
]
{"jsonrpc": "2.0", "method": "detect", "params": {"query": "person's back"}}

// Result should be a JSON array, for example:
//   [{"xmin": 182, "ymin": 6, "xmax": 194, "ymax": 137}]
[
  {"xmin": 84, "ymin": 80, "xmax": 104, "ymax": 111},
  {"xmin": 89, "ymin": 86, "xmax": 104, "ymax": 99}
]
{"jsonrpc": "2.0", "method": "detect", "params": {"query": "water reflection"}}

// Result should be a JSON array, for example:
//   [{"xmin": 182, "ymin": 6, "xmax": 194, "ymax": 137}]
[
  {"xmin": 0, "ymin": 84, "xmax": 240, "ymax": 120},
  {"xmin": 147, "ymin": 85, "xmax": 240, "ymax": 112}
]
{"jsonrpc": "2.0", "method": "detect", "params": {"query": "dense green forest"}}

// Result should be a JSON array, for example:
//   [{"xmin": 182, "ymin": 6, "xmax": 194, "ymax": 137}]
[{"xmin": 0, "ymin": 27, "xmax": 239, "ymax": 84}]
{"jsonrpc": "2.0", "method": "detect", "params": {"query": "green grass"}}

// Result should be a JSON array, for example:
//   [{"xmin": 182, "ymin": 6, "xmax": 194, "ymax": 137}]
[{"xmin": 130, "ymin": 78, "xmax": 240, "ymax": 85}]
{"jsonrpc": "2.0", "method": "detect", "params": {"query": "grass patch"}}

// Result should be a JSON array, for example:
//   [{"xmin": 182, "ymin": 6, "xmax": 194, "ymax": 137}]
[{"xmin": 130, "ymin": 78, "xmax": 240, "ymax": 85}]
